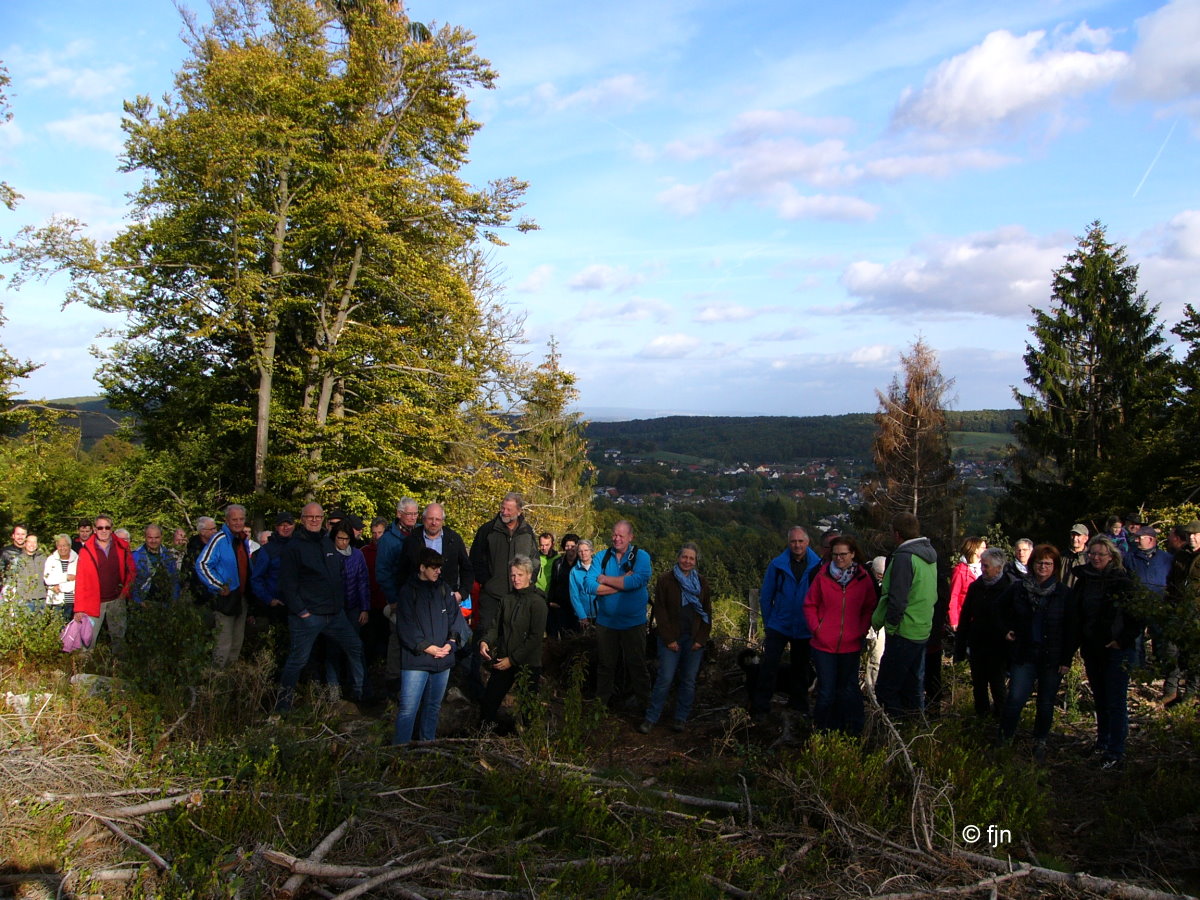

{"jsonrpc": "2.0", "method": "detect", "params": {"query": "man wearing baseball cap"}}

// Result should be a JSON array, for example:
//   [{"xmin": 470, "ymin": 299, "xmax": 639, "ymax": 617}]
[{"xmin": 1058, "ymin": 524, "xmax": 1090, "ymax": 587}]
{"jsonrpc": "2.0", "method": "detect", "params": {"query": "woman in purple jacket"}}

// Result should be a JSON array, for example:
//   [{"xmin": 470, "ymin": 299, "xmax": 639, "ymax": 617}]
[{"xmin": 325, "ymin": 521, "xmax": 372, "ymax": 696}]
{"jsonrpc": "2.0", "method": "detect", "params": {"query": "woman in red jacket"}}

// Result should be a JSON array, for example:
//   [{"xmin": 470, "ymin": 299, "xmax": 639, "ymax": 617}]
[
  {"xmin": 948, "ymin": 536, "xmax": 987, "ymax": 632},
  {"xmin": 804, "ymin": 536, "xmax": 879, "ymax": 735}
]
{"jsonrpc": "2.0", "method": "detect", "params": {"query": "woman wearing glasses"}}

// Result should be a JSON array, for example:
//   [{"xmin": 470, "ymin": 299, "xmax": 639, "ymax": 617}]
[
  {"xmin": 803, "ymin": 536, "xmax": 879, "ymax": 735},
  {"xmin": 996, "ymin": 544, "xmax": 1075, "ymax": 760},
  {"xmin": 1073, "ymin": 535, "xmax": 1141, "ymax": 770}
]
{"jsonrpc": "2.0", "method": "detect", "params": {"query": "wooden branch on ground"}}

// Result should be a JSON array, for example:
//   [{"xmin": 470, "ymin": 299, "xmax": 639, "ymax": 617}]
[
  {"xmin": 872, "ymin": 867, "xmax": 1032, "ymax": 900},
  {"xmin": 110, "ymin": 791, "xmax": 203, "ymax": 818},
  {"xmin": 261, "ymin": 848, "xmax": 389, "ymax": 878},
  {"xmin": 702, "ymin": 872, "xmax": 753, "ymax": 899},
  {"xmin": 279, "ymin": 815, "xmax": 357, "ymax": 899},
  {"xmin": 95, "ymin": 815, "xmax": 171, "ymax": 872},
  {"xmin": 952, "ymin": 848, "xmax": 1199, "ymax": 900}
]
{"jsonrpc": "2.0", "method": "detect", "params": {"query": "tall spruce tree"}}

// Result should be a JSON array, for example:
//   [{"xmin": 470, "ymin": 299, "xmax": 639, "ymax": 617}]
[
  {"xmin": 857, "ymin": 337, "xmax": 960, "ymax": 555},
  {"xmin": 1003, "ymin": 221, "xmax": 1172, "ymax": 538},
  {"xmin": 512, "ymin": 340, "xmax": 594, "ymax": 539},
  {"xmin": 6, "ymin": 0, "xmax": 534, "ymax": 521}
]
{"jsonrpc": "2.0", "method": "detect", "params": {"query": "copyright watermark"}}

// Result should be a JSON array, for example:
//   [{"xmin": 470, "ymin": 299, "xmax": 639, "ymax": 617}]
[{"xmin": 961, "ymin": 824, "xmax": 1011, "ymax": 847}]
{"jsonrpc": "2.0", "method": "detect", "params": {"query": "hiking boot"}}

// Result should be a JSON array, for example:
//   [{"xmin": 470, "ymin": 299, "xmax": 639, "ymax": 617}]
[
  {"xmin": 1032, "ymin": 740, "xmax": 1047, "ymax": 764},
  {"xmin": 1100, "ymin": 755, "xmax": 1124, "ymax": 772},
  {"xmin": 669, "ymin": 720, "xmax": 685, "ymax": 733},
  {"xmin": 636, "ymin": 720, "xmax": 653, "ymax": 734}
]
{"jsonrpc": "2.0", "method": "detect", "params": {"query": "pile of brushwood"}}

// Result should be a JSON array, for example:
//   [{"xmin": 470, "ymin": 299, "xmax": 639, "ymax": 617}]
[{"xmin": 1, "ymin": 613, "xmax": 1198, "ymax": 898}]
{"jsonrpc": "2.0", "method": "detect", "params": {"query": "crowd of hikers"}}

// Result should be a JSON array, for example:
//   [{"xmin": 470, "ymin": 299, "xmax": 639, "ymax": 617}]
[{"xmin": 4, "ymin": 499, "xmax": 1195, "ymax": 765}]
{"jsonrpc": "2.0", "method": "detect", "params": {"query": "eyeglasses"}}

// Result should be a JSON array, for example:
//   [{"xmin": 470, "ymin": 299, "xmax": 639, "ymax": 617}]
[
  {"xmin": 1033, "ymin": 560, "xmax": 1055, "ymax": 567},
  {"xmin": 94, "ymin": 525, "xmax": 112, "ymax": 531},
  {"xmin": 1087, "ymin": 550, "xmax": 1110, "ymax": 558},
  {"xmin": 301, "ymin": 514, "xmax": 324, "ymax": 521},
  {"xmin": 831, "ymin": 551, "xmax": 853, "ymax": 559}
]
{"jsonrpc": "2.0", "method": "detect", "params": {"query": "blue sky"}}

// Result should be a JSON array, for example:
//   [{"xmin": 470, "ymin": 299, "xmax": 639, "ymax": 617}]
[{"xmin": 1, "ymin": 0, "xmax": 1198, "ymax": 417}]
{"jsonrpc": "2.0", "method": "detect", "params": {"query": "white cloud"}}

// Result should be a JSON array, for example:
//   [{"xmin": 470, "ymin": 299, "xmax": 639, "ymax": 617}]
[
  {"xmin": 1137, "ymin": 209, "xmax": 1200, "ymax": 318},
  {"xmin": 15, "ymin": 190, "xmax": 128, "ymax": 241},
  {"xmin": 847, "ymin": 344, "xmax": 893, "ymax": 365},
  {"xmin": 841, "ymin": 226, "xmax": 1068, "ymax": 317},
  {"xmin": 729, "ymin": 109, "xmax": 855, "ymax": 139},
  {"xmin": 517, "ymin": 264, "xmax": 554, "ymax": 293},
  {"xmin": 773, "ymin": 186, "xmax": 878, "ymax": 221},
  {"xmin": 9, "ymin": 42, "xmax": 131, "ymax": 101},
  {"xmin": 1125, "ymin": 0, "xmax": 1200, "ymax": 104},
  {"xmin": 531, "ymin": 74, "xmax": 650, "ymax": 113},
  {"xmin": 568, "ymin": 263, "xmax": 645, "ymax": 292},
  {"xmin": 752, "ymin": 326, "xmax": 812, "ymax": 342},
  {"xmin": 576, "ymin": 297, "xmax": 673, "ymax": 323},
  {"xmin": 862, "ymin": 149, "xmax": 1016, "ymax": 180},
  {"xmin": 44, "ymin": 112, "xmax": 124, "ymax": 154},
  {"xmin": 893, "ymin": 27, "xmax": 1129, "ymax": 133},
  {"xmin": 693, "ymin": 304, "xmax": 760, "ymax": 323},
  {"xmin": 641, "ymin": 333, "xmax": 700, "ymax": 358}
]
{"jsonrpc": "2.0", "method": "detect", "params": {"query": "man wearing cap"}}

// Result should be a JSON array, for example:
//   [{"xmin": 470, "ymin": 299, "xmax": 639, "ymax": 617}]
[
  {"xmin": 1126, "ymin": 525, "xmax": 1174, "ymax": 673},
  {"xmin": 251, "ymin": 512, "xmax": 296, "ymax": 617},
  {"xmin": 386, "ymin": 503, "xmax": 474, "ymax": 684},
  {"xmin": 1059, "ymin": 524, "xmax": 1090, "ymax": 587}
]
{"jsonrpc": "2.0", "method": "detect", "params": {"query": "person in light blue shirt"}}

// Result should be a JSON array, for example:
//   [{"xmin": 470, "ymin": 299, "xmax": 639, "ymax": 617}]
[{"xmin": 594, "ymin": 520, "xmax": 653, "ymax": 712}]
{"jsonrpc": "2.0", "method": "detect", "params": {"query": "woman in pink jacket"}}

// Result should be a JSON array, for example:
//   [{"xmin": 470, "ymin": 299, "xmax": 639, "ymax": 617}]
[{"xmin": 804, "ymin": 536, "xmax": 879, "ymax": 735}]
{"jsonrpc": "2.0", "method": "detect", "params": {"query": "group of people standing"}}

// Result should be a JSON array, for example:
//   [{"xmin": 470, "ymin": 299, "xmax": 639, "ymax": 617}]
[{"xmin": 8, "ymin": 500, "xmax": 1195, "ymax": 766}]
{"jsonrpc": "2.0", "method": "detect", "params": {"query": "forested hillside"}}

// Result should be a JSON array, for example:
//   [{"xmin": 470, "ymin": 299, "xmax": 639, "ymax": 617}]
[{"xmin": 585, "ymin": 410, "xmax": 1019, "ymax": 464}]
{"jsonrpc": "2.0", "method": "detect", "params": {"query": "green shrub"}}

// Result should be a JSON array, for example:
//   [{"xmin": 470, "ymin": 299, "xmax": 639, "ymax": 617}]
[
  {"xmin": 0, "ymin": 604, "xmax": 65, "ymax": 665},
  {"xmin": 116, "ymin": 599, "xmax": 212, "ymax": 698}
]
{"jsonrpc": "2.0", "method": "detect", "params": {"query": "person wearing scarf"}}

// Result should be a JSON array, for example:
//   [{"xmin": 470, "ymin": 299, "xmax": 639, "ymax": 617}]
[
  {"xmin": 638, "ymin": 542, "xmax": 712, "ymax": 734},
  {"xmin": 803, "ymin": 536, "xmax": 879, "ymax": 735},
  {"xmin": 953, "ymin": 547, "xmax": 1013, "ymax": 718},
  {"xmin": 997, "ymin": 544, "xmax": 1077, "ymax": 761}
]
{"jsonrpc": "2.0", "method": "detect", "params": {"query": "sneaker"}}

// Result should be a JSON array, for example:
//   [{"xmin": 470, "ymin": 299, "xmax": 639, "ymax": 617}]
[
  {"xmin": 1100, "ymin": 755, "xmax": 1124, "ymax": 771},
  {"xmin": 669, "ymin": 720, "xmax": 685, "ymax": 733},
  {"xmin": 636, "ymin": 720, "xmax": 653, "ymax": 734}
]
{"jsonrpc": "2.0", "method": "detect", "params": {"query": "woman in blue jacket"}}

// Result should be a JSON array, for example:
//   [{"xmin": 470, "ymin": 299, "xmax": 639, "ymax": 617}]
[{"xmin": 394, "ymin": 548, "xmax": 471, "ymax": 744}]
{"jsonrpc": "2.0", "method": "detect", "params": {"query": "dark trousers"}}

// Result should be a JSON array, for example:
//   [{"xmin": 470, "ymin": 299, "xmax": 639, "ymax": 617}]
[
  {"xmin": 875, "ymin": 634, "xmax": 926, "ymax": 717},
  {"xmin": 751, "ymin": 628, "xmax": 811, "ymax": 715},
  {"xmin": 595, "ymin": 623, "xmax": 650, "ymax": 708},
  {"xmin": 481, "ymin": 664, "xmax": 541, "ymax": 723},
  {"xmin": 276, "ymin": 611, "xmax": 364, "ymax": 711},
  {"xmin": 999, "ymin": 662, "xmax": 1062, "ymax": 741},
  {"xmin": 1082, "ymin": 646, "xmax": 1134, "ymax": 759},
  {"xmin": 810, "ymin": 647, "xmax": 864, "ymax": 734},
  {"xmin": 968, "ymin": 650, "xmax": 1007, "ymax": 717}
]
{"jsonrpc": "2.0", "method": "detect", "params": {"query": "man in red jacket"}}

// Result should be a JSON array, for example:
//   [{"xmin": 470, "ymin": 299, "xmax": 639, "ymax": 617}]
[{"xmin": 73, "ymin": 514, "xmax": 134, "ymax": 651}]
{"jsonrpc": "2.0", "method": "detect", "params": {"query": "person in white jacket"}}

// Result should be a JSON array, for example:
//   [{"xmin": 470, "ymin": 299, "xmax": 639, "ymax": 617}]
[{"xmin": 44, "ymin": 534, "xmax": 78, "ymax": 622}]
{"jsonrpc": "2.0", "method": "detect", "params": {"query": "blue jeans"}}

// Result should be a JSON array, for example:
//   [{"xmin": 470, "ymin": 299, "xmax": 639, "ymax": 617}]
[
  {"xmin": 277, "ymin": 611, "xmax": 364, "ymax": 710},
  {"xmin": 999, "ymin": 662, "xmax": 1062, "ymax": 741},
  {"xmin": 646, "ymin": 637, "xmax": 704, "ymax": 724},
  {"xmin": 393, "ymin": 667, "xmax": 451, "ymax": 744},
  {"xmin": 1082, "ymin": 646, "xmax": 1135, "ymax": 759},
  {"xmin": 875, "ymin": 634, "xmax": 926, "ymax": 717},
  {"xmin": 811, "ymin": 647, "xmax": 865, "ymax": 735}
]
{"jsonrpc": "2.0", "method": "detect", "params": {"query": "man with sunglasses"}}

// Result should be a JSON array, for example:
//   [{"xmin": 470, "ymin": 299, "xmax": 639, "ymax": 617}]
[{"xmin": 73, "ymin": 514, "xmax": 134, "ymax": 650}]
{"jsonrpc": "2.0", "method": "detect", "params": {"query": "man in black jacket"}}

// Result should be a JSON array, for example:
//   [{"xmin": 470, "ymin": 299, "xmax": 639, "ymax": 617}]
[
  {"xmin": 274, "ymin": 503, "xmax": 366, "ymax": 712},
  {"xmin": 469, "ymin": 493, "xmax": 537, "ymax": 629}
]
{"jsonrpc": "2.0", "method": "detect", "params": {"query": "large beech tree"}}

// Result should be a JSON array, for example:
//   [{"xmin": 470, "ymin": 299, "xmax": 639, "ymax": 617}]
[{"xmin": 8, "ymin": 0, "xmax": 534, "ymax": 521}]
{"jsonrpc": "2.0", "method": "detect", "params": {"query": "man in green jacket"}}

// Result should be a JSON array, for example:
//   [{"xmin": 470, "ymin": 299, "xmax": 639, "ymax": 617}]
[{"xmin": 871, "ymin": 512, "xmax": 937, "ymax": 717}]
